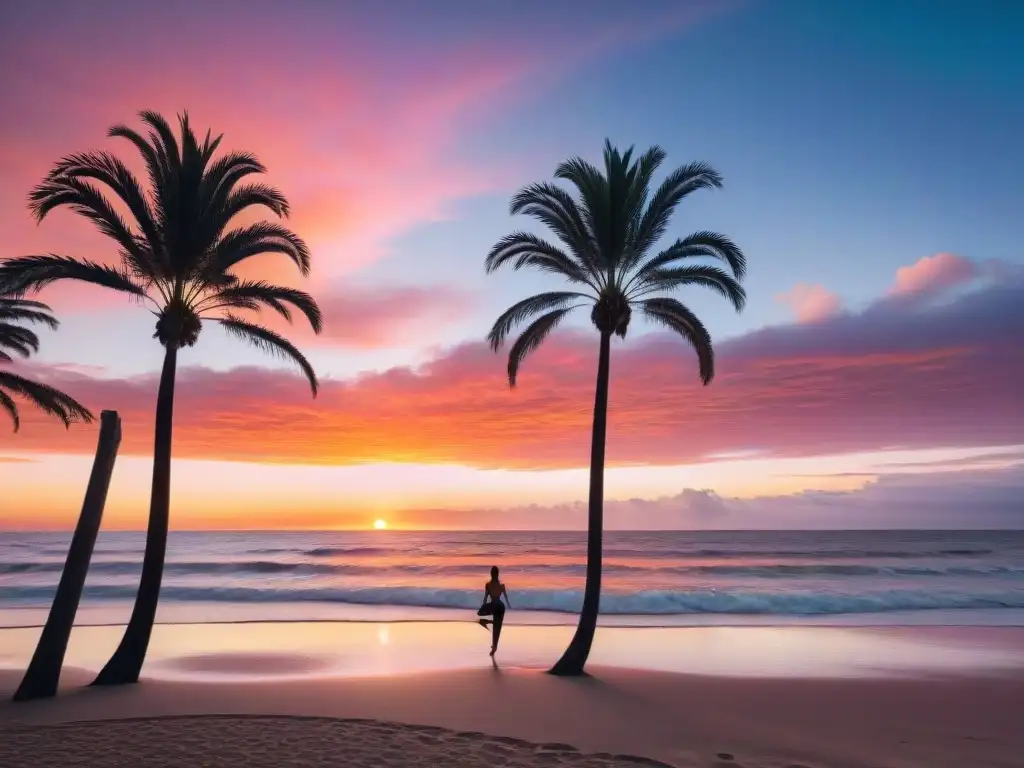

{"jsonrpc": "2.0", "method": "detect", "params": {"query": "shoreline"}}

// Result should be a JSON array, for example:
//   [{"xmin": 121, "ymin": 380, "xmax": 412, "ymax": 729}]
[
  {"xmin": 4, "ymin": 602, "xmax": 1024, "ymax": 630},
  {"xmin": 5, "ymin": 616, "xmax": 1024, "ymax": 630},
  {"xmin": 6, "ymin": 614, "xmax": 1024, "ymax": 630}
]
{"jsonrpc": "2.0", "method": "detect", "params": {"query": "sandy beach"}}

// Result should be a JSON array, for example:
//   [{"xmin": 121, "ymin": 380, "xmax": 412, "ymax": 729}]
[
  {"xmin": 2, "ymin": 623, "xmax": 1023, "ymax": 767},
  {"xmin": 2, "ymin": 664, "xmax": 1023, "ymax": 768}
]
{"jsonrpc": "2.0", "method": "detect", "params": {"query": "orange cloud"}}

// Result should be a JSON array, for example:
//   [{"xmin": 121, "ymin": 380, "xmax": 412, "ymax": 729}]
[
  {"xmin": 775, "ymin": 283, "xmax": 843, "ymax": 323},
  {"xmin": 889, "ymin": 252, "xmax": 978, "ymax": 299},
  {"xmin": 5, "ymin": 275, "xmax": 1023, "ymax": 468}
]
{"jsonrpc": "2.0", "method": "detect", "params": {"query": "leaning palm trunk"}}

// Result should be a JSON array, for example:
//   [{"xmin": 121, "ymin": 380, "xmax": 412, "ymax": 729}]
[
  {"xmin": 550, "ymin": 331, "xmax": 611, "ymax": 676},
  {"xmin": 93, "ymin": 347, "xmax": 177, "ymax": 685},
  {"xmin": 14, "ymin": 411, "xmax": 121, "ymax": 701}
]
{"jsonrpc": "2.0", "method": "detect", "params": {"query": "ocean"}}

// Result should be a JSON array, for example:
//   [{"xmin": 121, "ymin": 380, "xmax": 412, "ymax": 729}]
[{"xmin": 2, "ymin": 530, "xmax": 1024, "ymax": 628}]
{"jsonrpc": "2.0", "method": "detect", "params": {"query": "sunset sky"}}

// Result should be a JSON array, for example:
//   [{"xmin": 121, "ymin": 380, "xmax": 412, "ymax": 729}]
[{"xmin": 1, "ymin": 0, "xmax": 1022, "ymax": 530}]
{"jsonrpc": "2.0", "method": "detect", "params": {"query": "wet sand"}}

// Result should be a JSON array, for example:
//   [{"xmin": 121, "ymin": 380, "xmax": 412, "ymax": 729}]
[{"xmin": 3, "ymin": 621, "xmax": 1023, "ymax": 680}]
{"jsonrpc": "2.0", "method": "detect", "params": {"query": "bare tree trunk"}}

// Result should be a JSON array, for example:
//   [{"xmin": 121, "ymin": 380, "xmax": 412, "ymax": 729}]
[
  {"xmin": 549, "ymin": 331, "xmax": 611, "ymax": 676},
  {"xmin": 92, "ymin": 346, "xmax": 177, "ymax": 686},
  {"xmin": 13, "ymin": 411, "xmax": 122, "ymax": 702}
]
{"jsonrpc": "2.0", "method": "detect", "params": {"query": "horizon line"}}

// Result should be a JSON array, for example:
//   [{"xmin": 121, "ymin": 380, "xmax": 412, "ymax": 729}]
[{"xmin": 2, "ymin": 527, "xmax": 1023, "ymax": 534}]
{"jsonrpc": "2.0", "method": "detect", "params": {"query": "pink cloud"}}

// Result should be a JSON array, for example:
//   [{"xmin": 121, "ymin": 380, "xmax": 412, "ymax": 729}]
[
  {"xmin": 310, "ymin": 284, "xmax": 474, "ymax": 348},
  {"xmin": 775, "ymin": 283, "xmax": 843, "ymax": 323},
  {"xmin": 6, "ymin": 273, "xmax": 1023, "ymax": 467},
  {"xmin": 889, "ymin": 252, "xmax": 978, "ymax": 300},
  {"xmin": 0, "ymin": 1, "xmax": 719, "ymax": 317},
  {"xmin": 0, "ymin": 53, "xmax": 522, "ymax": 294}
]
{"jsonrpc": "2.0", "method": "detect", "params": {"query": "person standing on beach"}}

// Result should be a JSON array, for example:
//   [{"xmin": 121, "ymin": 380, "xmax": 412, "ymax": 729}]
[{"xmin": 477, "ymin": 566, "xmax": 510, "ymax": 656}]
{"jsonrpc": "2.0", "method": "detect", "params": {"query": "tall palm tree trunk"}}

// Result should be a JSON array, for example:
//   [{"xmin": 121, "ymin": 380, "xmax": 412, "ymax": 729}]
[
  {"xmin": 549, "ymin": 330, "xmax": 611, "ymax": 677},
  {"xmin": 92, "ymin": 346, "xmax": 178, "ymax": 686}
]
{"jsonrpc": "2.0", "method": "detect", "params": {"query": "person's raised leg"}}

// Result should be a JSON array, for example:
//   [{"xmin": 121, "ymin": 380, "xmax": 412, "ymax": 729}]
[{"xmin": 478, "ymin": 602, "xmax": 493, "ymax": 633}]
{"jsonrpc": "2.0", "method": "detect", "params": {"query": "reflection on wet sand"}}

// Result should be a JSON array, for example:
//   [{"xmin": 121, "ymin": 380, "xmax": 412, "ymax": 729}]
[{"xmin": 2, "ymin": 622, "xmax": 1023, "ymax": 682}]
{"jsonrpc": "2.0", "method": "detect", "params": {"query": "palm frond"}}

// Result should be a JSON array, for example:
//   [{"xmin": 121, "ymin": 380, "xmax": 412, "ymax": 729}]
[
  {"xmin": 622, "ymin": 144, "xmax": 666, "ymax": 248},
  {"xmin": 204, "ymin": 281, "xmax": 323, "ymax": 332},
  {"xmin": 602, "ymin": 140, "xmax": 636, "ymax": 264},
  {"xmin": 0, "ymin": 324, "xmax": 42, "ymax": 357},
  {"xmin": 0, "ymin": 370, "xmax": 95, "ymax": 429},
  {"xmin": 487, "ymin": 292, "xmax": 585, "ymax": 351},
  {"xmin": 194, "ymin": 151, "xmax": 267, "ymax": 250},
  {"xmin": 0, "ymin": 255, "xmax": 148, "ymax": 299},
  {"xmin": 179, "ymin": 111, "xmax": 204, "ymax": 176},
  {"xmin": 633, "ymin": 231, "xmax": 746, "ymax": 282},
  {"xmin": 0, "ymin": 309, "xmax": 56, "ymax": 328},
  {"xmin": 214, "ymin": 222, "xmax": 311, "ymax": 276},
  {"xmin": 0, "ymin": 337, "xmax": 35, "ymax": 359},
  {"xmin": 200, "ymin": 128, "xmax": 224, "ymax": 165},
  {"xmin": 202, "ymin": 151, "xmax": 266, "ymax": 208},
  {"xmin": 218, "ymin": 316, "xmax": 318, "ymax": 396},
  {"xmin": 108, "ymin": 122, "xmax": 165, "ymax": 191},
  {"xmin": 633, "ymin": 163, "xmax": 723, "ymax": 260},
  {"xmin": 0, "ymin": 389, "xmax": 19, "ymax": 432},
  {"xmin": 0, "ymin": 298, "xmax": 59, "ymax": 329},
  {"xmin": 0, "ymin": 297, "xmax": 53, "ymax": 311},
  {"xmin": 140, "ymin": 110, "xmax": 182, "ymax": 174},
  {"xmin": 484, "ymin": 232, "xmax": 595, "ymax": 287},
  {"xmin": 629, "ymin": 265, "xmax": 746, "ymax": 311},
  {"xmin": 509, "ymin": 182, "xmax": 602, "ymax": 281},
  {"xmin": 554, "ymin": 157, "xmax": 611, "ymax": 268},
  {"xmin": 506, "ymin": 307, "xmax": 574, "ymax": 388},
  {"xmin": 640, "ymin": 297, "xmax": 715, "ymax": 385},
  {"xmin": 221, "ymin": 182, "xmax": 290, "ymax": 221},
  {"xmin": 28, "ymin": 176, "xmax": 143, "ymax": 260},
  {"xmin": 43, "ymin": 150, "xmax": 160, "ymax": 253},
  {"xmin": 108, "ymin": 118, "xmax": 175, "ymax": 254}
]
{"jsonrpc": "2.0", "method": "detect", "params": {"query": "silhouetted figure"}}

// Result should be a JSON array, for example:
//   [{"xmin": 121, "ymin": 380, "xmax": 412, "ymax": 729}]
[{"xmin": 477, "ymin": 566, "xmax": 510, "ymax": 656}]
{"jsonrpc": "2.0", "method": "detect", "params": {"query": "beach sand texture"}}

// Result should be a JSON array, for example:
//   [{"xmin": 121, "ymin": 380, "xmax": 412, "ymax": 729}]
[
  {"xmin": 1, "ymin": 715, "xmax": 677, "ymax": 768},
  {"xmin": 2, "ymin": 662, "xmax": 1023, "ymax": 768}
]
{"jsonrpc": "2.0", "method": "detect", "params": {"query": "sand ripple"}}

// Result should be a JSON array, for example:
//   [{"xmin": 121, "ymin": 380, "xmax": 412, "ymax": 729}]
[{"xmin": 0, "ymin": 715, "xmax": 675, "ymax": 768}]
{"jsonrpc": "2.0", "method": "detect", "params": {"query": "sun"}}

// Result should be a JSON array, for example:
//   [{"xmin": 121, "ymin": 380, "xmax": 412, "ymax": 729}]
[{"xmin": 373, "ymin": 519, "xmax": 388, "ymax": 530}]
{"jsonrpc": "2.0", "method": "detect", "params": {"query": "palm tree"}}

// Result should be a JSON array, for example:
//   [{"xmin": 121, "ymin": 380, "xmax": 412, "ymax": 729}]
[
  {"xmin": 0, "ymin": 111, "xmax": 323, "ymax": 686},
  {"xmin": 0, "ymin": 293, "xmax": 94, "ymax": 431},
  {"xmin": 486, "ymin": 141, "xmax": 746, "ymax": 676}
]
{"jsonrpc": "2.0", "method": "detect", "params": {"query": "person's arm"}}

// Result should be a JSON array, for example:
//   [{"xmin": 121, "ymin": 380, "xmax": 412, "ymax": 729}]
[{"xmin": 502, "ymin": 584, "xmax": 511, "ymax": 607}]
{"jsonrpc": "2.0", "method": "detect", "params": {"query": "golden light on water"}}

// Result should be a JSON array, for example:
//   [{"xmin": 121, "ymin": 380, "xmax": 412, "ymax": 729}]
[{"xmin": 373, "ymin": 519, "xmax": 388, "ymax": 530}]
